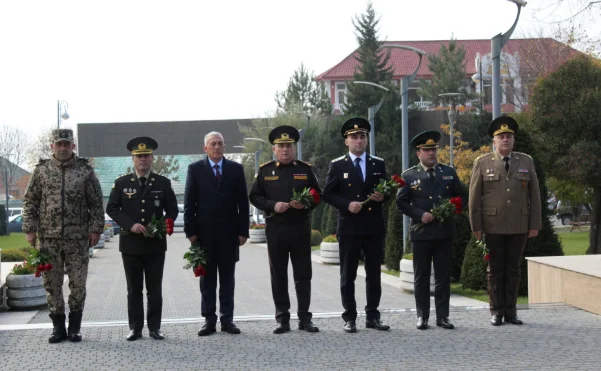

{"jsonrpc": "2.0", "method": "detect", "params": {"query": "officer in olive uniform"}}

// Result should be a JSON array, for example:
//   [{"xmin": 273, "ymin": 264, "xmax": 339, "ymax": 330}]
[
  {"xmin": 397, "ymin": 130, "xmax": 466, "ymax": 330},
  {"xmin": 322, "ymin": 117, "xmax": 390, "ymax": 334},
  {"xmin": 469, "ymin": 116, "xmax": 541, "ymax": 326},
  {"xmin": 106, "ymin": 137, "xmax": 178, "ymax": 341},
  {"xmin": 249, "ymin": 126, "xmax": 321, "ymax": 334}
]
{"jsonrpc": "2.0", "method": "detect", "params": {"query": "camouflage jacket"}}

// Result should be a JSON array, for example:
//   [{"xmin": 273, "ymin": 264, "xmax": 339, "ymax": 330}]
[{"xmin": 22, "ymin": 155, "xmax": 105, "ymax": 239}]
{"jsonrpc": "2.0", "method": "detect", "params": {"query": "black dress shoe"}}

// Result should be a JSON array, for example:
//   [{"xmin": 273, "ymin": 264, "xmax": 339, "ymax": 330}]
[
  {"xmin": 197, "ymin": 324, "xmax": 216, "ymax": 336},
  {"xmin": 436, "ymin": 317, "xmax": 455, "ymax": 329},
  {"xmin": 490, "ymin": 315, "xmax": 503, "ymax": 326},
  {"xmin": 273, "ymin": 322, "xmax": 291, "ymax": 334},
  {"xmin": 416, "ymin": 317, "xmax": 428, "ymax": 330},
  {"xmin": 343, "ymin": 320, "xmax": 357, "ymax": 333},
  {"xmin": 221, "ymin": 323, "xmax": 241, "ymax": 334},
  {"xmin": 126, "ymin": 330, "xmax": 143, "ymax": 341},
  {"xmin": 504, "ymin": 315, "xmax": 523, "ymax": 325},
  {"xmin": 149, "ymin": 329, "xmax": 165, "ymax": 340},
  {"xmin": 365, "ymin": 319, "xmax": 390, "ymax": 331},
  {"xmin": 298, "ymin": 321, "xmax": 319, "ymax": 333}
]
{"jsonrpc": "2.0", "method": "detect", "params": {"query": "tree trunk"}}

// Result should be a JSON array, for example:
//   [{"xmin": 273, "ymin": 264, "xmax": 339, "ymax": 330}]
[{"xmin": 586, "ymin": 187, "xmax": 601, "ymax": 254}]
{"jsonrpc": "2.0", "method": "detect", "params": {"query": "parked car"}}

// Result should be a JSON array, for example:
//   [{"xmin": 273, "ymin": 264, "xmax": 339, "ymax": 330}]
[
  {"xmin": 8, "ymin": 214, "xmax": 23, "ymax": 233},
  {"xmin": 8, "ymin": 208, "xmax": 23, "ymax": 217},
  {"xmin": 104, "ymin": 213, "xmax": 120, "ymax": 234},
  {"xmin": 556, "ymin": 201, "xmax": 592, "ymax": 226},
  {"xmin": 174, "ymin": 204, "xmax": 184, "ymax": 228}
]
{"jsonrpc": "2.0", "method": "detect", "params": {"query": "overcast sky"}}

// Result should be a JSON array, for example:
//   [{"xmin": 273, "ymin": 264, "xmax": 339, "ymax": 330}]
[{"xmin": 0, "ymin": 0, "xmax": 598, "ymax": 141}]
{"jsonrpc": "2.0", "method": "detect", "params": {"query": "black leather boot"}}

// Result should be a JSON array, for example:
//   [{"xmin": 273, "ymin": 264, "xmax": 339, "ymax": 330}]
[
  {"xmin": 68, "ymin": 311, "xmax": 83, "ymax": 342},
  {"xmin": 49, "ymin": 313, "xmax": 68, "ymax": 344}
]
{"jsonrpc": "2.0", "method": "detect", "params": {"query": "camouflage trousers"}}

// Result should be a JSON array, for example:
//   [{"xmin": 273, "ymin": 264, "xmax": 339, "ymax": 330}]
[{"xmin": 40, "ymin": 238, "xmax": 89, "ymax": 315}]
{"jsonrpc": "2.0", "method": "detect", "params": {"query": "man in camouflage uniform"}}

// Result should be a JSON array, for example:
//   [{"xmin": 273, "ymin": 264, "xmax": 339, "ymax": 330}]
[{"xmin": 22, "ymin": 128, "xmax": 104, "ymax": 344}]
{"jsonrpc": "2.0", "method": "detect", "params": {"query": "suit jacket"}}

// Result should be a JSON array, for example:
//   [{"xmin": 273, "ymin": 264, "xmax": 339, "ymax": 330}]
[
  {"xmin": 249, "ymin": 160, "xmax": 321, "ymax": 225},
  {"xmin": 397, "ymin": 163, "xmax": 467, "ymax": 241},
  {"xmin": 469, "ymin": 151, "xmax": 542, "ymax": 235},
  {"xmin": 184, "ymin": 157, "xmax": 249, "ymax": 264},
  {"xmin": 322, "ymin": 154, "xmax": 387, "ymax": 236},
  {"xmin": 106, "ymin": 172, "xmax": 178, "ymax": 254}
]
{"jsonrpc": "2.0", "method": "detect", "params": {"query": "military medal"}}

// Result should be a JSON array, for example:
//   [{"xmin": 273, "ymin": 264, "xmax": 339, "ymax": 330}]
[{"xmin": 124, "ymin": 188, "xmax": 136, "ymax": 199}]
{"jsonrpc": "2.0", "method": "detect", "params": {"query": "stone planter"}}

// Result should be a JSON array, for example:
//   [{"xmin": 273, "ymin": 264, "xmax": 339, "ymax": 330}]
[
  {"xmin": 95, "ymin": 233, "xmax": 106, "ymax": 249},
  {"xmin": 399, "ymin": 259, "xmax": 435, "ymax": 294},
  {"xmin": 89, "ymin": 247, "xmax": 95, "ymax": 257},
  {"xmin": 320, "ymin": 242, "xmax": 340, "ymax": 264},
  {"xmin": 104, "ymin": 229, "xmax": 111, "ymax": 242},
  {"xmin": 6, "ymin": 274, "xmax": 47, "ymax": 310},
  {"xmin": 109, "ymin": 227, "xmax": 114, "ymax": 237},
  {"xmin": 249, "ymin": 228, "xmax": 266, "ymax": 243}
]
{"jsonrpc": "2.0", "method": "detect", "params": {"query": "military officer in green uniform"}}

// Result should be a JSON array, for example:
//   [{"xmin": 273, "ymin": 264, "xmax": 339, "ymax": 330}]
[
  {"xmin": 397, "ymin": 130, "xmax": 466, "ymax": 330},
  {"xmin": 249, "ymin": 126, "xmax": 321, "ymax": 334},
  {"xmin": 106, "ymin": 137, "xmax": 178, "ymax": 341},
  {"xmin": 23, "ymin": 128, "xmax": 105, "ymax": 344},
  {"xmin": 469, "ymin": 116, "xmax": 541, "ymax": 326}
]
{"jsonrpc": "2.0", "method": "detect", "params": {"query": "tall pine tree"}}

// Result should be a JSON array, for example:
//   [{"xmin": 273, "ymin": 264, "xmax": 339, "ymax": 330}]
[{"xmin": 275, "ymin": 63, "xmax": 332, "ymax": 114}]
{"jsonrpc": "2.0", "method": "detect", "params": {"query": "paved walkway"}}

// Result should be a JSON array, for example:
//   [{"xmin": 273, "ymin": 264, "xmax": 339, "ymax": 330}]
[{"xmin": 2, "ymin": 233, "xmax": 601, "ymax": 370}]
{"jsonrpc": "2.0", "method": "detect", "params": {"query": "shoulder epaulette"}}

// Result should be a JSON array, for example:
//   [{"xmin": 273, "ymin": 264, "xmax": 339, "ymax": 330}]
[
  {"xmin": 514, "ymin": 152, "xmax": 532, "ymax": 159},
  {"xmin": 36, "ymin": 158, "xmax": 50, "ymax": 166},
  {"xmin": 296, "ymin": 160, "xmax": 312, "ymax": 167},
  {"xmin": 369, "ymin": 155, "xmax": 384, "ymax": 161},
  {"xmin": 401, "ymin": 165, "xmax": 419, "ymax": 174},
  {"xmin": 475, "ymin": 153, "xmax": 493, "ymax": 161},
  {"xmin": 77, "ymin": 157, "xmax": 94, "ymax": 168},
  {"xmin": 331, "ymin": 155, "xmax": 346, "ymax": 163},
  {"xmin": 259, "ymin": 160, "xmax": 274, "ymax": 168}
]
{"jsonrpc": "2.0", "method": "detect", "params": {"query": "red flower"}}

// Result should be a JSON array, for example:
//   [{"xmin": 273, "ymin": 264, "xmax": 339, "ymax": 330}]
[
  {"xmin": 45, "ymin": 263, "xmax": 52, "ymax": 271},
  {"xmin": 483, "ymin": 253, "xmax": 490, "ymax": 261},
  {"xmin": 450, "ymin": 197, "xmax": 463, "ymax": 214},
  {"xmin": 166, "ymin": 218, "xmax": 175, "ymax": 236},
  {"xmin": 309, "ymin": 188, "xmax": 320, "ymax": 205},
  {"xmin": 194, "ymin": 265, "xmax": 207, "ymax": 277},
  {"xmin": 34, "ymin": 271, "xmax": 40, "ymax": 277},
  {"xmin": 392, "ymin": 174, "xmax": 406, "ymax": 187}
]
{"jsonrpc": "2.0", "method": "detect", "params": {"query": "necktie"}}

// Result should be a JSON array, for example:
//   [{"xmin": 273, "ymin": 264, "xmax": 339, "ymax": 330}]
[
  {"xmin": 503, "ymin": 157, "xmax": 510, "ymax": 172},
  {"xmin": 139, "ymin": 176, "xmax": 147, "ymax": 192},
  {"xmin": 354, "ymin": 157, "xmax": 363, "ymax": 183},
  {"xmin": 427, "ymin": 168, "xmax": 435, "ymax": 184},
  {"xmin": 213, "ymin": 164, "xmax": 222, "ymax": 182}
]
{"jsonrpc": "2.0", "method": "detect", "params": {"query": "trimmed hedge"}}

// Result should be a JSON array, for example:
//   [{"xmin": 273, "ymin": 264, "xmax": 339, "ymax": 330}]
[
  {"xmin": 1, "ymin": 246, "xmax": 35, "ymax": 262},
  {"xmin": 452, "ymin": 213, "xmax": 472, "ymax": 283},
  {"xmin": 460, "ymin": 236, "xmax": 488, "ymax": 291},
  {"xmin": 311, "ymin": 202, "xmax": 325, "ymax": 232},
  {"xmin": 310, "ymin": 230, "xmax": 323, "ymax": 246},
  {"xmin": 384, "ymin": 202, "xmax": 404, "ymax": 270}
]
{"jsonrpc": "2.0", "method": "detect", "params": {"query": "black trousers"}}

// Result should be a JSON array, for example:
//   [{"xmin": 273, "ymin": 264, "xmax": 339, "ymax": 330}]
[
  {"xmin": 412, "ymin": 238, "xmax": 452, "ymax": 320},
  {"xmin": 200, "ymin": 260, "xmax": 236, "ymax": 325},
  {"xmin": 121, "ymin": 251, "xmax": 165, "ymax": 332},
  {"xmin": 338, "ymin": 234, "xmax": 383, "ymax": 322},
  {"xmin": 265, "ymin": 221, "xmax": 312, "ymax": 323},
  {"xmin": 485, "ymin": 233, "xmax": 528, "ymax": 317}
]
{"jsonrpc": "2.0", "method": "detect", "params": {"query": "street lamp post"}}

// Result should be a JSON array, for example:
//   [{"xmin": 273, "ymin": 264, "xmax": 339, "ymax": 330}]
[
  {"xmin": 235, "ymin": 145, "xmax": 263, "ymax": 224},
  {"xmin": 439, "ymin": 93, "xmax": 463, "ymax": 168},
  {"xmin": 381, "ymin": 44, "xmax": 426, "ymax": 254},
  {"xmin": 57, "ymin": 100, "xmax": 70, "ymax": 129},
  {"xmin": 286, "ymin": 111, "xmax": 311, "ymax": 161},
  {"xmin": 350, "ymin": 81, "xmax": 389, "ymax": 156},
  {"xmin": 244, "ymin": 137, "xmax": 275, "ymax": 160},
  {"xmin": 471, "ymin": 53, "xmax": 485, "ymax": 114},
  {"xmin": 492, "ymin": 0, "xmax": 527, "ymax": 119}
]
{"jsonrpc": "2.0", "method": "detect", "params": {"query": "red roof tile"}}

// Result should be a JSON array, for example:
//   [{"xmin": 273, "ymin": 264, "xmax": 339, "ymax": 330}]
[{"xmin": 316, "ymin": 38, "xmax": 579, "ymax": 80}]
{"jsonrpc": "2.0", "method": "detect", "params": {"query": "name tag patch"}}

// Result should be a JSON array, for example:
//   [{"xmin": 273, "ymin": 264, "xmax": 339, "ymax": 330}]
[
  {"xmin": 442, "ymin": 176, "xmax": 454, "ymax": 180},
  {"xmin": 264, "ymin": 176, "xmax": 279, "ymax": 181},
  {"xmin": 293, "ymin": 174, "xmax": 308, "ymax": 180},
  {"xmin": 518, "ymin": 169, "xmax": 529, "ymax": 173}
]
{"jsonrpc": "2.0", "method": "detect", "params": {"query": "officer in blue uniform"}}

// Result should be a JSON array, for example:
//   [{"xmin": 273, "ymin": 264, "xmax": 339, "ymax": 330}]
[
  {"xmin": 396, "ymin": 130, "xmax": 466, "ymax": 330},
  {"xmin": 322, "ymin": 117, "xmax": 390, "ymax": 333}
]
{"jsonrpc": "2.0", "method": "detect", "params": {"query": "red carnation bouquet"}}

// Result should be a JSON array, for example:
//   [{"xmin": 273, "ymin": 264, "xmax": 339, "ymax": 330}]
[
  {"xmin": 10, "ymin": 249, "xmax": 53, "ymax": 277},
  {"xmin": 411, "ymin": 196, "xmax": 463, "ymax": 231},
  {"xmin": 478, "ymin": 237, "xmax": 490, "ymax": 261},
  {"xmin": 290, "ymin": 187, "xmax": 320, "ymax": 208},
  {"xmin": 121, "ymin": 215, "xmax": 175, "ymax": 239},
  {"xmin": 361, "ymin": 174, "xmax": 406, "ymax": 206},
  {"xmin": 183, "ymin": 241, "xmax": 208, "ymax": 277}
]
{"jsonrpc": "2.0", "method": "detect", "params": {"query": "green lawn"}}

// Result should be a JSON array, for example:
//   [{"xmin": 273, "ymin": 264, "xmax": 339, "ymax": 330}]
[
  {"xmin": 558, "ymin": 230, "xmax": 589, "ymax": 255},
  {"xmin": 451, "ymin": 283, "xmax": 528, "ymax": 305},
  {"xmin": 0, "ymin": 233, "xmax": 28, "ymax": 250},
  {"xmin": 382, "ymin": 269, "xmax": 400, "ymax": 277},
  {"xmin": 311, "ymin": 245, "xmax": 320, "ymax": 251}
]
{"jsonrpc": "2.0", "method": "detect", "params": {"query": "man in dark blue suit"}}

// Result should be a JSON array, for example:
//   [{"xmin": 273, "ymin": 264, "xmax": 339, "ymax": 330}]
[
  {"xmin": 322, "ymin": 117, "xmax": 390, "ymax": 333},
  {"xmin": 397, "ymin": 130, "xmax": 467, "ymax": 330},
  {"xmin": 184, "ymin": 131, "xmax": 249, "ymax": 336}
]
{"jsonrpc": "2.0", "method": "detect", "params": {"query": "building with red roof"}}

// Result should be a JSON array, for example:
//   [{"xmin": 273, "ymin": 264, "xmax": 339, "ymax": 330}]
[{"xmin": 316, "ymin": 38, "xmax": 579, "ymax": 114}]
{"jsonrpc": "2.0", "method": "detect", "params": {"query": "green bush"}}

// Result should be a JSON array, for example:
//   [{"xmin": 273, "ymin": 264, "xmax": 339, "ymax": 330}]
[
  {"xmin": 460, "ymin": 236, "xmax": 488, "ymax": 291},
  {"xmin": 402, "ymin": 253, "xmax": 413, "ymax": 260},
  {"xmin": 321, "ymin": 204, "xmax": 338, "ymax": 236},
  {"xmin": 311, "ymin": 202, "xmax": 325, "ymax": 232},
  {"xmin": 0, "ymin": 205, "xmax": 6, "ymax": 236},
  {"xmin": 310, "ymin": 230, "xmax": 323, "ymax": 246},
  {"xmin": 1, "ymin": 247, "xmax": 34, "ymax": 262},
  {"xmin": 322, "ymin": 234, "xmax": 338, "ymax": 243},
  {"xmin": 384, "ymin": 202, "xmax": 404, "ymax": 270},
  {"xmin": 452, "ymin": 212, "xmax": 472, "ymax": 283}
]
